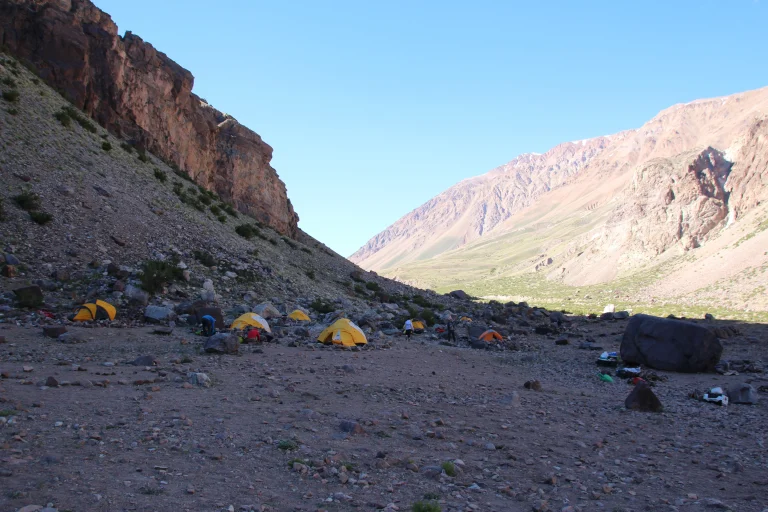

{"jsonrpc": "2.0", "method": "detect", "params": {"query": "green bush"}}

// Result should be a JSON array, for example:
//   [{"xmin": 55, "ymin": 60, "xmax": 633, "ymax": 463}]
[
  {"xmin": 300, "ymin": 247, "xmax": 312, "ymax": 255},
  {"xmin": 101, "ymin": 141, "xmax": 112, "ymax": 151},
  {"xmin": 120, "ymin": 142, "xmax": 134, "ymax": 153},
  {"xmin": 421, "ymin": 308, "xmax": 436, "ymax": 326},
  {"xmin": 412, "ymin": 295, "xmax": 431, "ymax": 307},
  {"xmin": 29, "ymin": 211, "xmax": 53, "ymax": 225},
  {"xmin": 54, "ymin": 110, "xmax": 71, "ymax": 127},
  {"xmin": 137, "ymin": 149, "xmax": 150, "ymax": 163},
  {"xmin": 221, "ymin": 202, "xmax": 238, "ymax": 217},
  {"xmin": 235, "ymin": 223, "xmax": 260, "ymax": 240},
  {"xmin": 0, "ymin": 198, "xmax": 5, "ymax": 221},
  {"xmin": 310, "ymin": 298, "xmax": 335, "ymax": 314},
  {"xmin": 209, "ymin": 204, "xmax": 221, "ymax": 215},
  {"xmin": 172, "ymin": 166, "xmax": 193, "ymax": 182},
  {"xmin": 217, "ymin": 214, "xmax": 227, "ymax": 223},
  {"xmin": 198, "ymin": 194, "xmax": 212, "ymax": 206},
  {"xmin": 440, "ymin": 461, "xmax": 456, "ymax": 477},
  {"xmin": 139, "ymin": 259, "xmax": 183, "ymax": 295},
  {"xmin": 193, "ymin": 250, "xmax": 217, "ymax": 267},
  {"xmin": 365, "ymin": 281, "xmax": 380, "ymax": 292},
  {"xmin": 269, "ymin": 238, "xmax": 278, "ymax": 246},
  {"xmin": 277, "ymin": 439, "xmax": 298, "ymax": 451},
  {"xmin": 153, "ymin": 168, "xmax": 166, "ymax": 182},
  {"xmin": 282, "ymin": 236, "xmax": 297, "ymax": 249},
  {"xmin": 62, "ymin": 106, "xmax": 96, "ymax": 133},
  {"xmin": 13, "ymin": 190, "xmax": 40, "ymax": 211},
  {"xmin": 305, "ymin": 270, "xmax": 316, "ymax": 280},
  {"xmin": 2, "ymin": 90, "xmax": 19, "ymax": 102},
  {"xmin": 412, "ymin": 502, "xmax": 441, "ymax": 512},
  {"xmin": 354, "ymin": 284, "xmax": 367, "ymax": 295},
  {"xmin": 1, "ymin": 77, "xmax": 16, "ymax": 87},
  {"xmin": 6, "ymin": 107, "xmax": 18, "ymax": 115}
]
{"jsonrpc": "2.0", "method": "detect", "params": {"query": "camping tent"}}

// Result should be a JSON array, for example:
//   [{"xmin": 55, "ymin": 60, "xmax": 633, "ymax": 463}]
[
  {"xmin": 478, "ymin": 329, "xmax": 502, "ymax": 342},
  {"xmin": 230, "ymin": 313, "xmax": 271, "ymax": 333},
  {"xmin": 317, "ymin": 318, "xmax": 367, "ymax": 347},
  {"xmin": 254, "ymin": 302, "xmax": 281, "ymax": 319},
  {"xmin": 460, "ymin": 316, "xmax": 472, "ymax": 322},
  {"xmin": 73, "ymin": 300, "xmax": 116, "ymax": 321},
  {"xmin": 412, "ymin": 320, "xmax": 426, "ymax": 331},
  {"xmin": 288, "ymin": 309, "xmax": 310, "ymax": 321}
]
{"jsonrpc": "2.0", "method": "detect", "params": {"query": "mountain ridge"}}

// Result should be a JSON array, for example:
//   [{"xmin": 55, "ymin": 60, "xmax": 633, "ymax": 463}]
[{"xmin": 351, "ymin": 86, "xmax": 768, "ymax": 272}]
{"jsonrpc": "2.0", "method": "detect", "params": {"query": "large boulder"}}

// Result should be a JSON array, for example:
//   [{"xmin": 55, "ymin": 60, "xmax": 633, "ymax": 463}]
[
  {"xmin": 204, "ymin": 333, "xmax": 239, "ymax": 354},
  {"xmin": 144, "ymin": 305, "xmax": 176, "ymax": 323},
  {"xmin": 620, "ymin": 314, "xmax": 722, "ymax": 372},
  {"xmin": 14, "ymin": 285, "xmax": 43, "ymax": 308},
  {"xmin": 449, "ymin": 290, "xmax": 470, "ymax": 300},
  {"xmin": 124, "ymin": 284, "xmax": 149, "ymax": 306},
  {"xmin": 254, "ymin": 302, "xmax": 281, "ymax": 319}
]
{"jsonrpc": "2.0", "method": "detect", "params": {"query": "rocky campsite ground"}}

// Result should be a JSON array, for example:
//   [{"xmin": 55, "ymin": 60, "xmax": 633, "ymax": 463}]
[{"xmin": 0, "ymin": 315, "xmax": 766, "ymax": 512}]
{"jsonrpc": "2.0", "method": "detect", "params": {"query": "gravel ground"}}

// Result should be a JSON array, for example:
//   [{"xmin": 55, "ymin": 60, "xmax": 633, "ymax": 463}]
[{"xmin": 0, "ymin": 318, "xmax": 766, "ymax": 512}]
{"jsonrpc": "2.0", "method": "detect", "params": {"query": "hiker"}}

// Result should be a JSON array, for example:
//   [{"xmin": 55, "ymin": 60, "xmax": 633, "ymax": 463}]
[
  {"xmin": 446, "ymin": 316, "xmax": 457, "ymax": 343},
  {"xmin": 201, "ymin": 314, "xmax": 216, "ymax": 336},
  {"xmin": 403, "ymin": 318, "xmax": 413, "ymax": 340}
]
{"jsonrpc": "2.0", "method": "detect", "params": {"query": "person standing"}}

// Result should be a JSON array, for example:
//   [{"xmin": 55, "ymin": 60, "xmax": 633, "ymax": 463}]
[
  {"xmin": 403, "ymin": 318, "xmax": 413, "ymax": 340},
  {"xmin": 446, "ymin": 316, "xmax": 457, "ymax": 343}
]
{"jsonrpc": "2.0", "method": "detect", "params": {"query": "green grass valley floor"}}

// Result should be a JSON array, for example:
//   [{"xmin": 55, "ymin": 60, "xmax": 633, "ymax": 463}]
[{"xmin": 1, "ymin": 320, "xmax": 767, "ymax": 512}]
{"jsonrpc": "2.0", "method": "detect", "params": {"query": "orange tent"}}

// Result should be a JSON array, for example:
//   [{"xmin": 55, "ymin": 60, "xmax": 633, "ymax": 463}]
[{"xmin": 478, "ymin": 330, "xmax": 502, "ymax": 342}]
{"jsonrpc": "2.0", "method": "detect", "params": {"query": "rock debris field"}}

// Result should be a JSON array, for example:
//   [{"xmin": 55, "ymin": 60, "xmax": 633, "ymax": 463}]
[{"xmin": 1, "ymin": 318, "xmax": 766, "ymax": 512}]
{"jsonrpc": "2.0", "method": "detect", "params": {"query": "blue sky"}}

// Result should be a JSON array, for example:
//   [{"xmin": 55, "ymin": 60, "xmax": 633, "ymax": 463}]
[{"xmin": 94, "ymin": 0, "xmax": 768, "ymax": 257}]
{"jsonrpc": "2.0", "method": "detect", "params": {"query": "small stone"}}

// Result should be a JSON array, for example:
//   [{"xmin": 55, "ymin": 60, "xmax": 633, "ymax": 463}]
[
  {"xmin": 23, "ymin": 366, "xmax": 33, "ymax": 372},
  {"xmin": 130, "ymin": 355, "xmax": 156, "ymax": 366},
  {"xmin": 187, "ymin": 372, "xmax": 211, "ymax": 388},
  {"xmin": 45, "ymin": 377, "xmax": 59, "ymax": 388},
  {"xmin": 625, "ymin": 382, "xmax": 663, "ymax": 412},
  {"xmin": 339, "ymin": 420, "xmax": 365, "ymax": 435},
  {"xmin": 43, "ymin": 326, "xmax": 67, "ymax": 338},
  {"xmin": 524, "ymin": 380, "xmax": 542, "ymax": 391}
]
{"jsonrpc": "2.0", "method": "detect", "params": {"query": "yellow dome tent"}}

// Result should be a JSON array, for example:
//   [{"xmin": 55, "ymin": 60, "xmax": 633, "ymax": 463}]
[
  {"xmin": 317, "ymin": 318, "xmax": 367, "ymax": 347},
  {"xmin": 288, "ymin": 310, "xmax": 310, "ymax": 321},
  {"xmin": 412, "ymin": 320, "xmax": 426, "ymax": 331},
  {"xmin": 230, "ymin": 313, "xmax": 271, "ymax": 333},
  {"xmin": 478, "ymin": 329, "xmax": 503, "ymax": 342},
  {"xmin": 460, "ymin": 316, "xmax": 472, "ymax": 322},
  {"xmin": 73, "ymin": 300, "xmax": 116, "ymax": 321}
]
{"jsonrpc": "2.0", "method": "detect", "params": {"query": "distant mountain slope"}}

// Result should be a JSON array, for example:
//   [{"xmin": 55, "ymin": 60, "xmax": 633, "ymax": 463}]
[{"xmin": 351, "ymin": 87, "xmax": 768, "ymax": 271}]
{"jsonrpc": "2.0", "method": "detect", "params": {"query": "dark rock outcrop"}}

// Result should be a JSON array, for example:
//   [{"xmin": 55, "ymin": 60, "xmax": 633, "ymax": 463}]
[
  {"xmin": 0, "ymin": 0, "xmax": 298, "ymax": 236},
  {"xmin": 625, "ymin": 381, "xmax": 663, "ymax": 412},
  {"xmin": 620, "ymin": 314, "xmax": 722, "ymax": 373},
  {"xmin": 204, "ymin": 333, "xmax": 239, "ymax": 355}
]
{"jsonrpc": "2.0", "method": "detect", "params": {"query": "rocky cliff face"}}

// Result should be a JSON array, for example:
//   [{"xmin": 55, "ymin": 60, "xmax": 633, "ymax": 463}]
[{"xmin": 0, "ymin": 0, "xmax": 299, "ymax": 236}]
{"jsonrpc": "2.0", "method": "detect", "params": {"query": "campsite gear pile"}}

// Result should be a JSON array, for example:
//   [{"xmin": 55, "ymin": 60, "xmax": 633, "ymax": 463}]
[
  {"xmin": 702, "ymin": 387, "xmax": 729, "ymax": 406},
  {"xmin": 597, "ymin": 351, "xmax": 619, "ymax": 367}
]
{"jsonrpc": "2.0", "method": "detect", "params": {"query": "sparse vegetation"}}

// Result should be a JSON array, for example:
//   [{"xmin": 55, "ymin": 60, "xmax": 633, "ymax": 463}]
[
  {"xmin": 441, "ymin": 461, "xmax": 456, "ymax": 476},
  {"xmin": 13, "ymin": 190, "xmax": 40, "ymax": 211},
  {"xmin": 209, "ymin": 204, "xmax": 221, "ymax": 215},
  {"xmin": 137, "ymin": 148, "xmax": 150, "ymax": 163},
  {"xmin": 310, "ymin": 298, "xmax": 335, "ymax": 314},
  {"xmin": 138, "ymin": 486, "xmax": 165, "ymax": 496},
  {"xmin": 2, "ymin": 89, "xmax": 19, "ymax": 102},
  {"xmin": 282, "ymin": 236, "xmax": 297, "ymax": 249},
  {"xmin": 221, "ymin": 202, "xmax": 238, "ymax": 217},
  {"xmin": 6, "ymin": 107, "xmax": 18, "ymax": 115},
  {"xmin": 0, "ymin": 198, "xmax": 5, "ymax": 221},
  {"xmin": 1, "ymin": 77, "xmax": 16, "ymax": 87},
  {"xmin": 412, "ymin": 502, "xmax": 441, "ymax": 512},
  {"xmin": 29, "ymin": 211, "xmax": 53, "ymax": 225},
  {"xmin": 269, "ymin": 238, "xmax": 278, "ymax": 246},
  {"xmin": 54, "ymin": 110, "xmax": 71, "ymax": 127},
  {"xmin": 60, "ymin": 106, "xmax": 96, "ymax": 133},
  {"xmin": 235, "ymin": 223, "xmax": 260, "ymax": 240},
  {"xmin": 365, "ymin": 281, "xmax": 381, "ymax": 291},
  {"xmin": 305, "ymin": 270, "xmax": 316, "ymax": 280},
  {"xmin": 139, "ymin": 259, "xmax": 183, "ymax": 295},
  {"xmin": 101, "ymin": 141, "xmax": 112, "ymax": 151},
  {"xmin": 153, "ymin": 168, "xmax": 166, "ymax": 182},
  {"xmin": 301, "ymin": 247, "xmax": 312, "ymax": 255},
  {"xmin": 277, "ymin": 439, "xmax": 298, "ymax": 451},
  {"xmin": 217, "ymin": 214, "xmax": 227, "ymax": 223},
  {"xmin": 120, "ymin": 142, "xmax": 134, "ymax": 153},
  {"xmin": 193, "ymin": 250, "xmax": 217, "ymax": 267}
]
